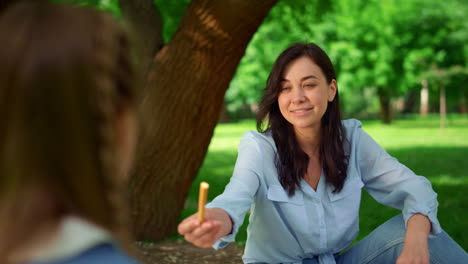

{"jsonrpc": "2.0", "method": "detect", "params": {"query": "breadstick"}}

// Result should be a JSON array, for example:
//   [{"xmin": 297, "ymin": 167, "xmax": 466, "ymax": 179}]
[{"xmin": 198, "ymin": 182, "xmax": 210, "ymax": 223}]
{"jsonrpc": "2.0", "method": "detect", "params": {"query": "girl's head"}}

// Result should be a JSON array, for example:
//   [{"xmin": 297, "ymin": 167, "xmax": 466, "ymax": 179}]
[
  {"xmin": 257, "ymin": 43, "xmax": 348, "ymax": 195},
  {"xmin": 0, "ymin": 1, "xmax": 136, "ymax": 256}
]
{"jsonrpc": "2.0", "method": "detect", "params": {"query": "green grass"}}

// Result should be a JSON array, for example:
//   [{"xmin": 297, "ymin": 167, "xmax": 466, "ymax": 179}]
[{"xmin": 179, "ymin": 114, "xmax": 468, "ymax": 250}]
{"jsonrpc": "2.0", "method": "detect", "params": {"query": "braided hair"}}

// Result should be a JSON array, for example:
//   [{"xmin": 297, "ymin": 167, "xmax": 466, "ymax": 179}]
[{"xmin": 0, "ymin": 1, "xmax": 136, "ymax": 260}]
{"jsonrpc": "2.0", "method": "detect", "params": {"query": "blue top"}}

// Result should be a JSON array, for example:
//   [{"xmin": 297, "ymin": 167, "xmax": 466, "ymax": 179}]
[
  {"xmin": 30, "ymin": 243, "xmax": 139, "ymax": 264},
  {"xmin": 206, "ymin": 119, "xmax": 441, "ymax": 264},
  {"xmin": 22, "ymin": 216, "xmax": 140, "ymax": 264}
]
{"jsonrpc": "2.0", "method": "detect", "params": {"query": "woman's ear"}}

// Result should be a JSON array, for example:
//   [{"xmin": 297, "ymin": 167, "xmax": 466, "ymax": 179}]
[{"xmin": 328, "ymin": 79, "xmax": 337, "ymax": 102}]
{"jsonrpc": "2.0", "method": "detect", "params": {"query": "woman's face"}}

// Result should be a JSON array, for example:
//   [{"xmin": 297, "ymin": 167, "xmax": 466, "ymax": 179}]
[{"xmin": 277, "ymin": 56, "xmax": 336, "ymax": 131}]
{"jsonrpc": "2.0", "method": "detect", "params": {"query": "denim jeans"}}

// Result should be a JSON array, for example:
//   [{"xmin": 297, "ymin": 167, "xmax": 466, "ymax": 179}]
[{"xmin": 255, "ymin": 214, "xmax": 468, "ymax": 264}]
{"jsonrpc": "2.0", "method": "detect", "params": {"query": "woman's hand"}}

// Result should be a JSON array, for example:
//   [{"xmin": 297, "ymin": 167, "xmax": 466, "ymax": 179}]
[
  {"xmin": 396, "ymin": 214, "xmax": 431, "ymax": 264},
  {"xmin": 396, "ymin": 235, "xmax": 429, "ymax": 264},
  {"xmin": 177, "ymin": 208, "xmax": 233, "ymax": 248}
]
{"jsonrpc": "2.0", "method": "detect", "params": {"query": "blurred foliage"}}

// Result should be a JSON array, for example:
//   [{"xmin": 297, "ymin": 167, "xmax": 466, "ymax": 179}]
[
  {"xmin": 227, "ymin": 0, "xmax": 468, "ymax": 120},
  {"xmin": 52, "ymin": 0, "xmax": 120, "ymax": 14},
  {"xmin": 52, "ymin": 0, "xmax": 468, "ymax": 121},
  {"xmin": 153, "ymin": 0, "xmax": 190, "ymax": 42},
  {"xmin": 53, "ymin": 0, "xmax": 191, "ymax": 41}
]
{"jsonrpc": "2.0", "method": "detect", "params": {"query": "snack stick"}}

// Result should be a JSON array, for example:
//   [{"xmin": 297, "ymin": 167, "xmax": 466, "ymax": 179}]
[{"xmin": 198, "ymin": 182, "xmax": 210, "ymax": 222}]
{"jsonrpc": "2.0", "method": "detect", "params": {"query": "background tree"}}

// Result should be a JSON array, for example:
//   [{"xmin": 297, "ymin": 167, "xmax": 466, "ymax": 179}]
[
  {"xmin": 120, "ymin": 0, "xmax": 277, "ymax": 241},
  {"xmin": 3, "ymin": 0, "xmax": 277, "ymax": 241}
]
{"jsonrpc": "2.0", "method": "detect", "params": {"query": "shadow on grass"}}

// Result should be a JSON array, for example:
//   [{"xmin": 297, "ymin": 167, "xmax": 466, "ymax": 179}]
[
  {"xmin": 391, "ymin": 120, "xmax": 468, "ymax": 129},
  {"xmin": 386, "ymin": 146, "xmax": 468, "ymax": 180}
]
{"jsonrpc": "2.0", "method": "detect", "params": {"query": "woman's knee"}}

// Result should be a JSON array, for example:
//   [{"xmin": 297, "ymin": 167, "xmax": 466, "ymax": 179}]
[
  {"xmin": 427, "ymin": 230, "xmax": 468, "ymax": 263},
  {"xmin": 338, "ymin": 214, "xmax": 406, "ymax": 263}
]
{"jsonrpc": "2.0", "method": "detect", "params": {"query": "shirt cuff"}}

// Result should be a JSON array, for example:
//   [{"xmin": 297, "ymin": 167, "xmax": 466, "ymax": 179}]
[
  {"xmin": 205, "ymin": 204, "xmax": 241, "ymax": 250},
  {"xmin": 403, "ymin": 202, "xmax": 442, "ymax": 236}
]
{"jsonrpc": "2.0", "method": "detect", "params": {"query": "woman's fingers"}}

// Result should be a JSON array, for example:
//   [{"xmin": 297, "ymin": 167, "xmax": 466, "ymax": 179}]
[
  {"xmin": 190, "ymin": 222, "xmax": 222, "ymax": 248},
  {"xmin": 177, "ymin": 215, "xmax": 200, "ymax": 235},
  {"xmin": 181, "ymin": 220, "xmax": 221, "ymax": 247},
  {"xmin": 193, "ymin": 221, "xmax": 221, "ymax": 238}
]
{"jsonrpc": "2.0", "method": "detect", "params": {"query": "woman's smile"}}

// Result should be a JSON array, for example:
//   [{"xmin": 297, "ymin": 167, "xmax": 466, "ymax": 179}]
[{"xmin": 290, "ymin": 107, "xmax": 313, "ymax": 117}]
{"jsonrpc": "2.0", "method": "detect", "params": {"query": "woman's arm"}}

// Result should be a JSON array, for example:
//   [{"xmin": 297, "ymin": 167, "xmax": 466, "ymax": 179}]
[
  {"xmin": 354, "ymin": 123, "xmax": 440, "ymax": 263},
  {"xmin": 178, "ymin": 131, "xmax": 263, "ymax": 249},
  {"xmin": 356, "ymin": 125, "xmax": 441, "ymax": 235},
  {"xmin": 397, "ymin": 213, "xmax": 431, "ymax": 264}
]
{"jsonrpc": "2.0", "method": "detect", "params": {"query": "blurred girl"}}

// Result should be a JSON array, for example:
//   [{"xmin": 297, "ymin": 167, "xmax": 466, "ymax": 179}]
[{"xmin": 0, "ymin": 1, "xmax": 139, "ymax": 263}]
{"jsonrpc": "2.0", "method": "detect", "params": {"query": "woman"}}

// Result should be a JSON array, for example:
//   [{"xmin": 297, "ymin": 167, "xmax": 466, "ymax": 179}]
[
  {"xmin": 0, "ymin": 2, "xmax": 139, "ymax": 263},
  {"xmin": 178, "ymin": 43, "xmax": 468, "ymax": 264}
]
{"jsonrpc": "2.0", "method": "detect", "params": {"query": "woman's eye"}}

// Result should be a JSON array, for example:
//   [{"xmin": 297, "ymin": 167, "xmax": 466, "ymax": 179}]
[
  {"xmin": 281, "ymin": 87, "xmax": 290, "ymax": 91},
  {"xmin": 304, "ymin": 84, "xmax": 316, "ymax": 88}
]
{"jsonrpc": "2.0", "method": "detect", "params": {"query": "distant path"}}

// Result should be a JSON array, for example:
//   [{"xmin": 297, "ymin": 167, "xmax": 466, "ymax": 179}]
[{"xmin": 136, "ymin": 240, "xmax": 243, "ymax": 264}]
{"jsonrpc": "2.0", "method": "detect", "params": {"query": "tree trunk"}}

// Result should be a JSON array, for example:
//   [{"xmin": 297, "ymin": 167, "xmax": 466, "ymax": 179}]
[
  {"xmin": 459, "ymin": 86, "xmax": 466, "ymax": 114},
  {"xmin": 377, "ymin": 88, "xmax": 393, "ymax": 124},
  {"xmin": 440, "ymin": 86, "xmax": 446, "ymax": 129},
  {"xmin": 402, "ymin": 90, "xmax": 418, "ymax": 114},
  {"xmin": 130, "ymin": 0, "xmax": 277, "ymax": 241},
  {"xmin": 420, "ymin": 79, "xmax": 429, "ymax": 116}
]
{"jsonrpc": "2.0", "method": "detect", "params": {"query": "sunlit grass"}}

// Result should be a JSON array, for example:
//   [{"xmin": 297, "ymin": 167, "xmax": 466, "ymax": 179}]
[{"xmin": 179, "ymin": 114, "xmax": 468, "ymax": 250}]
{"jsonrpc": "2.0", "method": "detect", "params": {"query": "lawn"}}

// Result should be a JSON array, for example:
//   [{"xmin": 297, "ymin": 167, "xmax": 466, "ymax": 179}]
[{"xmin": 179, "ymin": 114, "xmax": 468, "ymax": 250}]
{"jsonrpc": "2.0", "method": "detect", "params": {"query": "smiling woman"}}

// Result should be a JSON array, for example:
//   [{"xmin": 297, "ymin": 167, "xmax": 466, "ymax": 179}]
[
  {"xmin": 276, "ymin": 57, "xmax": 338, "ymax": 190},
  {"xmin": 177, "ymin": 43, "xmax": 468, "ymax": 264}
]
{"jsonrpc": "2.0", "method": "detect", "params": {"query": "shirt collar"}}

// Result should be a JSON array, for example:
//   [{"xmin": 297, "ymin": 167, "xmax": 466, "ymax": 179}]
[{"xmin": 31, "ymin": 216, "xmax": 115, "ymax": 262}]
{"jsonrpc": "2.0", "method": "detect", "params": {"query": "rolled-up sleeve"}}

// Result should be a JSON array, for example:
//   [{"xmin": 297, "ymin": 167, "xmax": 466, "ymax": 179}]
[
  {"xmin": 356, "ymin": 126, "xmax": 441, "ymax": 235},
  {"xmin": 206, "ymin": 131, "xmax": 262, "ymax": 249}
]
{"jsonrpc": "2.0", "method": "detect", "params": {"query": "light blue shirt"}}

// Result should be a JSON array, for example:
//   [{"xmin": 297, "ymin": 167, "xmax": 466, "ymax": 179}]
[{"xmin": 206, "ymin": 119, "xmax": 441, "ymax": 264}]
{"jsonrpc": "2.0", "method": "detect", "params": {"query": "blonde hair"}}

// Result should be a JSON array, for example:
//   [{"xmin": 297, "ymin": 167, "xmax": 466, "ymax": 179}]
[{"xmin": 0, "ymin": 1, "xmax": 136, "ymax": 258}]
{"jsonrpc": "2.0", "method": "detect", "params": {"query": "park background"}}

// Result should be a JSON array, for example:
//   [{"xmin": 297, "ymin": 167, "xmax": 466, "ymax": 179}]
[{"xmin": 53, "ymin": 0, "xmax": 468, "ymax": 253}]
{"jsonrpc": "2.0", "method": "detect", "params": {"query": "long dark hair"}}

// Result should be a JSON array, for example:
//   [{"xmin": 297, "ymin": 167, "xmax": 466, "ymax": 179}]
[{"xmin": 257, "ymin": 43, "xmax": 348, "ymax": 196}]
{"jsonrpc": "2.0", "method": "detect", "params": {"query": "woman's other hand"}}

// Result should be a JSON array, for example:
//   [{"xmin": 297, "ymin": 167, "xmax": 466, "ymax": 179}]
[{"xmin": 396, "ymin": 213, "xmax": 430, "ymax": 264}]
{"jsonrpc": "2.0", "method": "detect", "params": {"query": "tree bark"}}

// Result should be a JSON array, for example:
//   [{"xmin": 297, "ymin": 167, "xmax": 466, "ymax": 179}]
[
  {"xmin": 377, "ymin": 88, "xmax": 393, "ymax": 124},
  {"xmin": 130, "ymin": 0, "xmax": 277, "ymax": 241}
]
